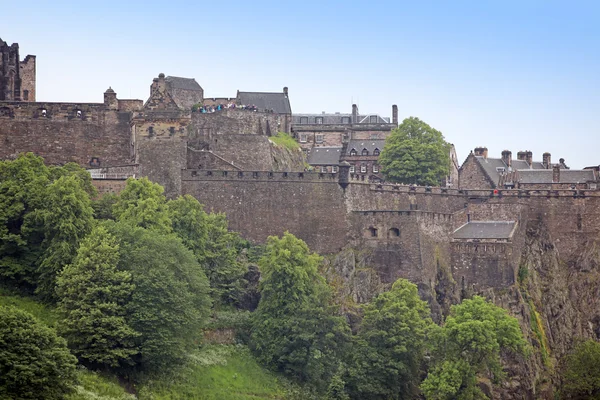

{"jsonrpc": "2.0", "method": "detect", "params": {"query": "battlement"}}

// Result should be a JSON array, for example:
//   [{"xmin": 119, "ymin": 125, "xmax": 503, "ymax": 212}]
[{"xmin": 182, "ymin": 169, "xmax": 339, "ymax": 183}]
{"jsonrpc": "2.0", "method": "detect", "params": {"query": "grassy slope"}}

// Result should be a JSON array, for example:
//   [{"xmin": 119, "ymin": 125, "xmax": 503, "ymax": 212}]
[{"xmin": 0, "ymin": 288, "xmax": 291, "ymax": 400}]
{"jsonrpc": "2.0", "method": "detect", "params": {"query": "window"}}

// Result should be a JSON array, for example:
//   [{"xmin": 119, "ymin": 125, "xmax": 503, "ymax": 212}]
[
  {"xmin": 23, "ymin": 90, "xmax": 29, "ymax": 101},
  {"xmin": 76, "ymin": 110, "xmax": 82, "ymax": 118},
  {"xmin": 300, "ymin": 117, "xmax": 308, "ymax": 124},
  {"xmin": 373, "ymin": 164, "xmax": 379, "ymax": 173},
  {"xmin": 369, "ymin": 227, "xmax": 378, "ymax": 237},
  {"xmin": 370, "ymin": 133, "xmax": 379, "ymax": 139},
  {"xmin": 41, "ymin": 108, "xmax": 47, "ymax": 117},
  {"xmin": 350, "ymin": 148, "xmax": 357, "ymax": 156},
  {"xmin": 315, "ymin": 117, "xmax": 323, "ymax": 124},
  {"xmin": 369, "ymin": 115, "xmax": 378, "ymax": 123},
  {"xmin": 341, "ymin": 133, "xmax": 350, "ymax": 142},
  {"xmin": 360, "ymin": 164, "xmax": 367, "ymax": 173},
  {"xmin": 300, "ymin": 134, "xmax": 308, "ymax": 143},
  {"xmin": 373, "ymin": 148, "xmax": 380, "ymax": 156},
  {"xmin": 349, "ymin": 165, "xmax": 355, "ymax": 173},
  {"xmin": 315, "ymin": 134, "xmax": 324, "ymax": 144},
  {"xmin": 169, "ymin": 127, "xmax": 176, "ymax": 135},
  {"xmin": 341, "ymin": 116, "xmax": 351, "ymax": 124},
  {"xmin": 148, "ymin": 126, "xmax": 154, "ymax": 135},
  {"xmin": 388, "ymin": 228, "xmax": 400, "ymax": 238},
  {"xmin": 331, "ymin": 166, "xmax": 338, "ymax": 173},
  {"xmin": 321, "ymin": 166, "xmax": 327, "ymax": 173},
  {"xmin": 496, "ymin": 167, "xmax": 506, "ymax": 173},
  {"xmin": 362, "ymin": 148, "xmax": 369, "ymax": 156}
]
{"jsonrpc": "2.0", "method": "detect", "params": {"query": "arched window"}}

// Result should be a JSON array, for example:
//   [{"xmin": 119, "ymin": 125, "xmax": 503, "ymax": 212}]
[
  {"xmin": 368, "ymin": 227, "xmax": 378, "ymax": 237},
  {"xmin": 350, "ymin": 148, "xmax": 357, "ymax": 156},
  {"xmin": 388, "ymin": 228, "xmax": 400, "ymax": 238},
  {"xmin": 373, "ymin": 148, "xmax": 380, "ymax": 156},
  {"xmin": 362, "ymin": 148, "xmax": 369, "ymax": 156}
]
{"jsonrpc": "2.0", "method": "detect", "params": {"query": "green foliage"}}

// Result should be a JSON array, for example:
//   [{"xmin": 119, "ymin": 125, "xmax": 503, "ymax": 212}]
[
  {"xmin": 561, "ymin": 339, "xmax": 600, "ymax": 399},
  {"xmin": 250, "ymin": 232, "xmax": 350, "ymax": 390},
  {"xmin": 0, "ymin": 286, "xmax": 60, "ymax": 327},
  {"xmin": 421, "ymin": 296, "xmax": 527, "ymax": 400},
  {"xmin": 168, "ymin": 195, "xmax": 247, "ymax": 306},
  {"xmin": 113, "ymin": 178, "xmax": 172, "ymax": 233},
  {"xmin": 346, "ymin": 278, "xmax": 434, "ymax": 399},
  {"xmin": 93, "ymin": 192, "xmax": 119, "ymax": 220},
  {"xmin": 57, "ymin": 225, "xmax": 139, "ymax": 368},
  {"xmin": 68, "ymin": 367, "xmax": 135, "ymax": 400},
  {"xmin": 107, "ymin": 222, "xmax": 212, "ymax": 373},
  {"xmin": 0, "ymin": 305, "xmax": 77, "ymax": 400},
  {"xmin": 379, "ymin": 117, "xmax": 450, "ymax": 185},
  {"xmin": 270, "ymin": 132, "xmax": 301, "ymax": 151}
]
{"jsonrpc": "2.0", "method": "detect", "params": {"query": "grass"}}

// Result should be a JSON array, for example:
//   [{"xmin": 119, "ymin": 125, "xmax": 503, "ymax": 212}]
[
  {"xmin": 137, "ymin": 345, "xmax": 288, "ymax": 400},
  {"xmin": 0, "ymin": 286, "xmax": 60, "ymax": 327},
  {"xmin": 68, "ymin": 368, "xmax": 135, "ymax": 400},
  {"xmin": 269, "ymin": 132, "xmax": 300, "ymax": 151}
]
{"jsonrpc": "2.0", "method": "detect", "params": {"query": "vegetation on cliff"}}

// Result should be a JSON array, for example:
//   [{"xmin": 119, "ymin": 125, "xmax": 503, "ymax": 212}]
[{"xmin": 379, "ymin": 117, "xmax": 450, "ymax": 186}]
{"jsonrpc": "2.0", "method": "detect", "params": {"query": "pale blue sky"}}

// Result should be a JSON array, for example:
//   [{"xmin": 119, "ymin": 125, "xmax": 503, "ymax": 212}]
[{"xmin": 3, "ymin": 0, "xmax": 599, "ymax": 168}]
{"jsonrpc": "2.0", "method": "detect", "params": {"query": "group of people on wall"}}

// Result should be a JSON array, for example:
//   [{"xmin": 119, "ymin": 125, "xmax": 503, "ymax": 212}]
[{"xmin": 192, "ymin": 103, "xmax": 260, "ymax": 113}]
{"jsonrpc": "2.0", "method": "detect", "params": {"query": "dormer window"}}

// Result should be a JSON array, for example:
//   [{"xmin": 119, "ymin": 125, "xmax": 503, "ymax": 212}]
[
  {"xmin": 496, "ymin": 167, "xmax": 506, "ymax": 173},
  {"xmin": 300, "ymin": 117, "xmax": 308, "ymax": 124},
  {"xmin": 373, "ymin": 148, "xmax": 380, "ymax": 156},
  {"xmin": 362, "ymin": 148, "xmax": 369, "ymax": 156},
  {"xmin": 350, "ymin": 148, "xmax": 357, "ymax": 156},
  {"xmin": 315, "ymin": 117, "xmax": 323, "ymax": 124},
  {"xmin": 341, "ymin": 116, "xmax": 351, "ymax": 124},
  {"xmin": 369, "ymin": 115, "xmax": 378, "ymax": 123}
]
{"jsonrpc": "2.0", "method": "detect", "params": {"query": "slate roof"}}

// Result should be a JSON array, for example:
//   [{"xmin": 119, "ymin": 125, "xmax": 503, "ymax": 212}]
[
  {"xmin": 345, "ymin": 140, "xmax": 386, "ymax": 156},
  {"xmin": 518, "ymin": 169, "xmax": 595, "ymax": 184},
  {"xmin": 292, "ymin": 113, "xmax": 391, "ymax": 124},
  {"xmin": 238, "ymin": 92, "xmax": 291, "ymax": 114},
  {"xmin": 475, "ymin": 156, "xmax": 549, "ymax": 185},
  {"xmin": 165, "ymin": 76, "xmax": 203, "ymax": 91},
  {"xmin": 307, "ymin": 147, "xmax": 343, "ymax": 165},
  {"xmin": 453, "ymin": 221, "xmax": 517, "ymax": 240}
]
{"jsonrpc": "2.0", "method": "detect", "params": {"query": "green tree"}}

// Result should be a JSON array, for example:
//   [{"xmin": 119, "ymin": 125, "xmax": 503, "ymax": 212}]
[
  {"xmin": 33, "ymin": 175, "xmax": 94, "ymax": 301},
  {"xmin": 57, "ymin": 225, "xmax": 139, "ymax": 369},
  {"xmin": 250, "ymin": 232, "xmax": 350, "ymax": 390},
  {"xmin": 562, "ymin": 339, "xmax": 600, "ymax": 399},
  {"xmin": 379, "ymin": 117, "xmax": 450, "ymax": 185},
  {"xmin": 113, "ymin": 177, "xmax": 172, "ymax": 233},
  {"xmin": 421, "ymin": 296, "xmax": 527, "ymax": 400},
  {"xmin": 168, "ymin": 195, "xmax": 247, "ymax": 306},
  {"xmin": 346, "ymin": 279, "xmax": 434, "ymax": 400},
  {"xmin": 108, "ymin": 222, "xmax": 212, "ymax": 372},
  {"xmin": 0, "ymin": 306, "xmax": 77, "ymax": 400}
]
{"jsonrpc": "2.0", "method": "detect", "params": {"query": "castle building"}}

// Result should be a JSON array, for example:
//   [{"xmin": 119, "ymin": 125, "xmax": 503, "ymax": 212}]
[{"xmin": 0, "ymin": 38, "xmax": 36, "ymax": 102}]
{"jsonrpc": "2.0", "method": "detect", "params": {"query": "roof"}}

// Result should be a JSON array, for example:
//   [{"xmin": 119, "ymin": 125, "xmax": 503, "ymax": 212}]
[
  {"xmin": 165, "ymin": 76, "xmax": 203, "ymax": 91},
  {"xmin": 453, "ymin": 221, "xmax": 517, "ymax": 240},
  {"xmin": 475, "ymin": 156, "xmax": 550, "ymax": 185},
  {"xmin": 518, "ymin": 169, "xmax": 596, "ymax": 184},
  {"xmin": 307, "ymin": 147, "xmax": 342, "ymax": 165},
  {"xmin": 292, "ymin": 113, "xmax": 391, "ymax": 124},
  {"xmin": 345, "ymin": 140, "xmax": 386, "ymax": 156},
  {"xmin": 238, "ymin": 92, "xmax": 291, "ymax": 114}
]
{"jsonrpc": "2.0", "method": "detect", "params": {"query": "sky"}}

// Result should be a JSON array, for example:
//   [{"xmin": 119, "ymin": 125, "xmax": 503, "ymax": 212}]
[{"xmin": 2, "ymin": 0, "xmax": 599, "ymax": 168}]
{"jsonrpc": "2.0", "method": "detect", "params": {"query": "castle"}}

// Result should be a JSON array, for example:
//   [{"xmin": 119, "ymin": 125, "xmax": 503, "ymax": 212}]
[{"xmin": 2, "ymin": 38, "xmax": 600, "ymax": 397}]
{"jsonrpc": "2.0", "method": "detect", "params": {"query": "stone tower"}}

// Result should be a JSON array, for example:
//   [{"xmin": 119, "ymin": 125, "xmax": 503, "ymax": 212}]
[{"xmin": 0, "ymin": 38, "xmax": 36, "ymax": 102}]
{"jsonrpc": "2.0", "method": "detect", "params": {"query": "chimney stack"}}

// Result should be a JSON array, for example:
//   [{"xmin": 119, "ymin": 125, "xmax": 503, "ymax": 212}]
[
  {"xmin": 501, "ymin": 150, "xmax": 512, "ymax": 167},
  {"xmin": 553, "ymin": 165, "xmax": 560, "ymax": 183},
  {"xmin": 392, "ymin": 104, "xmax": 398, "ymax": 125},
  {"xmin": 283, "ymin": 86, "xmax": 288, "ymax": 97},
  {"xmin": 352, "ymin": 104, "xmax": 358, "ymax": 124},
  {"xmin": 157, "ymin": 73, "xmax": 166, "ymax": 92},
  {"xmin": 543, "ymin": 152, "xmax": 551, "ymax": 169},
  {"xmin": 474, "ymin": 147, "xmax": 488, "ymax": 158},
  {"xmin": 526, "ymin": 151, "xmax": 533, "ymax": 167},
  {"xmin": 517, "ymin": 151, "xmax": 527, "ymax": 161}
]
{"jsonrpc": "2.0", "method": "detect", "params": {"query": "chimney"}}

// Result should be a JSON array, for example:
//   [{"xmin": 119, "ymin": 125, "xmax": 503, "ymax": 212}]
[
  {"xmin": 474, "ymin": 147, "xmax": 488, "ymax": 158},
  {"xmin": 392, "ymin": 104, "xmax": 398, "ymax": 125},
  {"xmin": 501, "ymin": 150, "xmax": 512, "ymax": 167},
  {"xmin": 352, "ymin": 104, "xmax": 358, "ymax": 124},
  {"xmin": 157, "ymin": 73, "xmax": 166, "ymax": 92},
  {"xmin": 283, "ymin": 86, "xmax": 288, "ymax": 97},
  {"xmin": 543, "ymin": 152, "xmax": 551, "ymax": 169},
  {"xmin": 553, "ymin": 165, "xmax": 560, "ymax": 183},
  {"xmin": 526, "ymin": 151, "xmax": 533, "ymax": 167},
  {"xmin": 517, "ymin": 151, "xmax": 527, "ymax": 161},
  {"xmin": 151, "ymin": 78, "xmax": 158, "ymax": 95}
]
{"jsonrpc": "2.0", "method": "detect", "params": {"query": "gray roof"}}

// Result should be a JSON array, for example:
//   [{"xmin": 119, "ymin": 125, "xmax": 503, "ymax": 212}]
[
  {"xmin": 475, "ymin": 156, "xmax": 549, "ymax": 185},
  {"xmin": 346, "ymin": 140, "xmax": 386, "ymax": 156},
  {"xmin": 165, "ymin": 76, "xmax": 202, "ymax": 91},
  {"xmin": 518, "ymin": 169, "xmax": 595, "ymax": 184},
  {"xmin": 307, "ymin": 147, "xmax": 342, "ymax": 165},
  {"xmin": 453, "ymin": 221, "xmax": 517, "ymax": 240},
  {"xmin": 292, "ymin": 113, "xmax": 390, "ymax": 124},
  {"xmin": 238, "ymin": 92, "xmax": 291, "ymax": 114}
]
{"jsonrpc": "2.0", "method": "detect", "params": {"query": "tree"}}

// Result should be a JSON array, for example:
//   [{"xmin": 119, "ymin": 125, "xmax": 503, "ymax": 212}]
[
  {"xmin": 57, "ymin": 225, "xmax": 139, "ymax": 369},
  {"xmin": 562, "ymin": 339, "xmax": 600, "ymax": 399},
  {"xmin": 421, "ymin": 296, "xmax": 528, "ymax": 400},
  {"xmin": 112, "ymin": 177, "xmax": 172, "ymax": 233},
  {"xmin": 346, "ymin": 279, "xmax": 434, "ymax": 400},
  {"xmin": 168, "ymin": 195, "xmax": 247, "ymax": 306},
  {"xmin": 379, "ymin": 117, "xmax": 450, "ymax": 186},
  {"xmin": 250, "ymin": 232, "xmax": 350, "ymax": 390},
  {"xmin": 0, "ymin": 306, "xmax": 77, "ymax": 400},
  {"xmin": 107, "ymin": 222, "xmax": 212, "ymax": 372}
]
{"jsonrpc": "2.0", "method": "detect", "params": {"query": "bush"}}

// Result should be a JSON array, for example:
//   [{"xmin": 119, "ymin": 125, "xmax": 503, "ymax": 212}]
[{"xmin": 0, "ymin": 305, "xmax": 77, "ymax": 399}]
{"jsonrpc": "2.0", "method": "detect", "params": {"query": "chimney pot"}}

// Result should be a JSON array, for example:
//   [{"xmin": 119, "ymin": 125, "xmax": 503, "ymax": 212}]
[
  {"xmin": 392, "ymin": 104, "xmax": 398, "ymax": 125},
  {"xmin": 526, "ymin": 151, "xmax": 533, "ymax": 167},
  {"xmin": 543, "ymin": 152, "xmax": 551, "ymax": 169},
  {"xmin": 501, "ymin": 150, "xmax": 512, "ymax": 167},
  {"xmin": 553, "ymin": 165, "xmax": 560, "ymax": 183}
]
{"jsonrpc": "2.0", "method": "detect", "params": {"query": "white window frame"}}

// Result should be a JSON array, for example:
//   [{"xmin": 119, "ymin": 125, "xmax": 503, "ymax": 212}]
[
  {"xmin": 315, "ymin": 117, "xmax": 323, "ymax": 124},
  {"xmin": 360, "ymin": 164, "xmax": 367, "ymax": 173},
  {"xmin": 349, "ymin": 165, "xmax": 355, "ymax": 173},
  {"xmin": 299, "ymin": 134, "xmax": 308, "ymax": 143},
  {"xmin": 315, "ymin": 134, "xmax": 324, "ymax": 144},
  {"xmin": 373, "ymin": 164, "xmax": 379, "ymax": 173},
  {"xmin": 332, "ymin": 166, "xmax": 338, "ymax": 173},
  {"xmin": 321, "ymin": 166, "xmax": 327, "ymax": 173}
]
